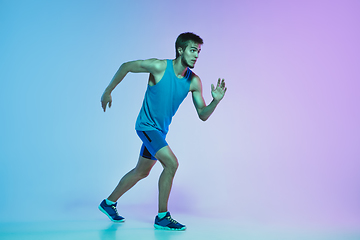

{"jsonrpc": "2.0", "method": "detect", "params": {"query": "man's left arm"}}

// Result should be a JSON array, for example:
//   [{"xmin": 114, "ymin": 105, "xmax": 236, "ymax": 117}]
[{"xmin": 191, "ymin": 76, "xmax": 227, "ymax": 121}]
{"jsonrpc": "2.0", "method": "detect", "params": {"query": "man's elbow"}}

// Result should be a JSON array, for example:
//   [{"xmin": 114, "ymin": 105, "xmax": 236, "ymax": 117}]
[
  {"xmin": 197, "ymin": 108, "xmax": 208, "ymax": 121},
  {"xmin": 119, "ymin": 62, "xmax": 130, "ymax": 73},
  {"xmin": 199, "ymin": 114, "xmax": 208, "ymax": 122}
]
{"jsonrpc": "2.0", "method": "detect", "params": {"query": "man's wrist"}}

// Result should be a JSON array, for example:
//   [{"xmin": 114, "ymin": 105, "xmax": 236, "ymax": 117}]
[
  {"xmin": 212, "ymin": 98, "xmax": 221, "ymax": 105},
  {"xmin": 104, "ymin": 87, "xmax": 113, "ymax": 95}
]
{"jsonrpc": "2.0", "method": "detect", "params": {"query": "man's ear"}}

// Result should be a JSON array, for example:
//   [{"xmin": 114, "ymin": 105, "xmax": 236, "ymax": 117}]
[{"xmin": 177, "ymin": 47, "xmax": 183, "ymax": 56}]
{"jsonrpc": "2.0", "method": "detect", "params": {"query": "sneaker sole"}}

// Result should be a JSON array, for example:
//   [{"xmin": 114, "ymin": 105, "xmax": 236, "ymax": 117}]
[
  {"xmin": 98, "ymin": 205, "xmax": 125, "ymax": 223},
  {"xmin": 154, "ymin": 224, "xmax": 186, "ymax": 231}
]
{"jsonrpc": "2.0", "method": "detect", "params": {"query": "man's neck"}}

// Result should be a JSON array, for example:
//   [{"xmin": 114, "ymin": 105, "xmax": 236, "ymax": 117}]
[{"xmin": 173, "ymin": 58, "xmax": 188, "ymax": 78}]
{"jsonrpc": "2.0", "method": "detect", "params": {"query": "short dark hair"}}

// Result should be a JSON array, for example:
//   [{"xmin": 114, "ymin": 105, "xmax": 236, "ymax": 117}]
[{"xmin": 175, "ymin": 32, "xmax": 203, "ymax": 58}]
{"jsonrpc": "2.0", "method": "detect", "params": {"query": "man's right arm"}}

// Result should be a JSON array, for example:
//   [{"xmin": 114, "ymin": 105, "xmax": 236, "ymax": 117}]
[{"xmin": 101, "ymin": 59, "xmax": 165, "ymax": 112}]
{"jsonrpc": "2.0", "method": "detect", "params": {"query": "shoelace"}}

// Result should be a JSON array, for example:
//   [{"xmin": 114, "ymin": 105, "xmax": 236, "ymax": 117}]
[
  {"xmin": 166, "ymin": 216, "xmax": 179, "ymax": 224},
  {"xmin": 111, "ymin": 206, "xmax": 120, "ymax": 216}
]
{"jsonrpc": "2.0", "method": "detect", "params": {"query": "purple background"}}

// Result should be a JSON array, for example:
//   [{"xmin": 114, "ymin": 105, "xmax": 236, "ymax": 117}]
[{"xmin": 1, "ymin": 0, "xmax": 359, "ymax": 230}]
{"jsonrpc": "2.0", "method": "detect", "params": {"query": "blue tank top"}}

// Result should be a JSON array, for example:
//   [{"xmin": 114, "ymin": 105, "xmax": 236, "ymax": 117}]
[{"xmin": 135, "ymin": 59, "xmax": 192, "ymax": 134}]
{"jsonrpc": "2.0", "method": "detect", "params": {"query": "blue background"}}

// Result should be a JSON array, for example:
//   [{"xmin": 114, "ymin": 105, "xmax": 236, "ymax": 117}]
[{"xmin": 1, "ymin": 0, "xmax": 360, "ymax": 230}]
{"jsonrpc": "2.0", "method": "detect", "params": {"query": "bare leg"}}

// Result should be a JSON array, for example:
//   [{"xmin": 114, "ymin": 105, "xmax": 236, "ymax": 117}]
[
  {"xmin": 107, "ymin": 156, "xmax": 156, "ymax": 202},
  {"xmin": 155, "ymin": 146, "xmax": 179, "ymax": 213}
]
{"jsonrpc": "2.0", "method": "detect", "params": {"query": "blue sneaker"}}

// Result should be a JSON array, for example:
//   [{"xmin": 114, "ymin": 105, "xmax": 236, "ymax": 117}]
[
  {"xmin": 154, "ymin": 212, "xmax": 186, "ymax": 231},
  {"xmin": 98, "ymin": 199, "xmax": 125, "ymax": 222}
]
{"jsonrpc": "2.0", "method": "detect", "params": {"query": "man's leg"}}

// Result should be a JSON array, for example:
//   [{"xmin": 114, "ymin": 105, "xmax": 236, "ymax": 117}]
[
  {"xmin": 99, "ymin": 155, "xmax": 156, "ymax": 222},
  {"xmin": 153, "ymin": 145, "xmax": 186, "ymax": 230},
  {"xmin": 107, "ymin": 156, "xmax": 156, "ymax": 202},
  {"xmin": 154, "ymin": 145, "xmax": 179, "ymax": 213}
]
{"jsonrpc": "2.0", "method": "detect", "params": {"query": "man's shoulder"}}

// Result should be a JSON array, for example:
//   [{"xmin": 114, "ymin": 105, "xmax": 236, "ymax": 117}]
[
  {"xmin": 190, "ymin": 71, "xmax": 201, "ymax": 82},
  {"xmin": 144, "ymin": 58, "xmax": 167, "ymax": 73},
  {"xmin": 189, "ymin": 72, "xmax": 202, "ymax": 92}
]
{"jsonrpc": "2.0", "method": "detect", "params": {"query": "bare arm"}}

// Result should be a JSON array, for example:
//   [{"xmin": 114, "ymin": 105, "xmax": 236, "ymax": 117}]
[
  {"xmin": 101, "ymin": 59, "xmax": 165, "ymax": 112},
  {"xmin": 191, "ymin": 76, "xmax": 227, "ymax": 121}
]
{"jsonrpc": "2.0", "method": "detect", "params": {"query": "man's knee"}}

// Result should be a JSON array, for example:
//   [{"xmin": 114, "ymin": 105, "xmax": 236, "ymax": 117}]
[
  {"xmin": 134, "ymin": 156, "xmax": 156, "ymax": 179},
  {"xmin": 134, "ymin": 168, "xmax": 151, "ymax": 179},
  {"xmin": 155, "ymin": 146, "xmax": 179, "ymax": 173},
  {"xmin": 162, "ymin": 155, "xmax": 179, "ymax": 174},
  {"xmin": 168, "ymin": 161, "xmax": 179, "ymax": 174}
]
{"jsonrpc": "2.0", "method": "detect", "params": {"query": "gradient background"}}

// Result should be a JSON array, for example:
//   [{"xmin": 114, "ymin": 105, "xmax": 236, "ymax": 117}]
[{"xmin": 1, "ymin": 0, "xmax": 359, "ymax": 231}]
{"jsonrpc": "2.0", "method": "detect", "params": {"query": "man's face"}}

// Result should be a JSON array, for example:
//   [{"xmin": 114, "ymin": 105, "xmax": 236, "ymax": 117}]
[{"xmin": 180, "ymin": 41, "xmax": 202, "ymax": 69}]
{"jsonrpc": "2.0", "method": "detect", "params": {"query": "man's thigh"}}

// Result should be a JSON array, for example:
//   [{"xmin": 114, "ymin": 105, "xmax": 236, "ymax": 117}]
[
  {"xmin": 134, "ymin": 155, "xmax": 157, "ymax": 173},
  {"xmin": 155, "ymin": 145, "xmax": 178, "ymax": 168}
]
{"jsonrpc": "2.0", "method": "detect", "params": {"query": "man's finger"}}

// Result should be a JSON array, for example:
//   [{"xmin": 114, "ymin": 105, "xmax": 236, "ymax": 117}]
[
  {"xmin": 101, "ymin": 102, "xmax": 106, "ymax": 112},
  {"xmin": 109, "ymin": 101, "xmax": 112, "ymax": 108},
  {"xmin": 221, "ymin": 79, "xmax": 225, "ymax": 89},
  {"xmin": 211, "ymin": 84, "xmax": 215, "ymax": 92}
]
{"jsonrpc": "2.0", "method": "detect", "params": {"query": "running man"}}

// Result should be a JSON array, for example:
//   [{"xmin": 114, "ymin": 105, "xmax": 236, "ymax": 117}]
[{"xmin": 99, "ymin": 32, "xmax": 227, "ymax": 231}]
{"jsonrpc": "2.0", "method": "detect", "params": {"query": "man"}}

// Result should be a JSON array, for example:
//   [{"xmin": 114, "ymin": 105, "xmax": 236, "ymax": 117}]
[{"xmin": 99, "ymin": 32, "xmax": 227, "ymax": 231}]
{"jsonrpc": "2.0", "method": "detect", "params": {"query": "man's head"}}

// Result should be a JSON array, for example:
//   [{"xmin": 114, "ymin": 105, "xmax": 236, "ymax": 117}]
[{"xmin": 175, "ymin": 32, "xmax": 203, "ymax": 68}]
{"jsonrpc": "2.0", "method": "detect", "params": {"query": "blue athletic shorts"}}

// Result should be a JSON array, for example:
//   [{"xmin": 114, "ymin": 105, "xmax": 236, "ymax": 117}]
[{"xmin": 136, "ymin": 130, "xmax": 168, "ymax": 160}]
